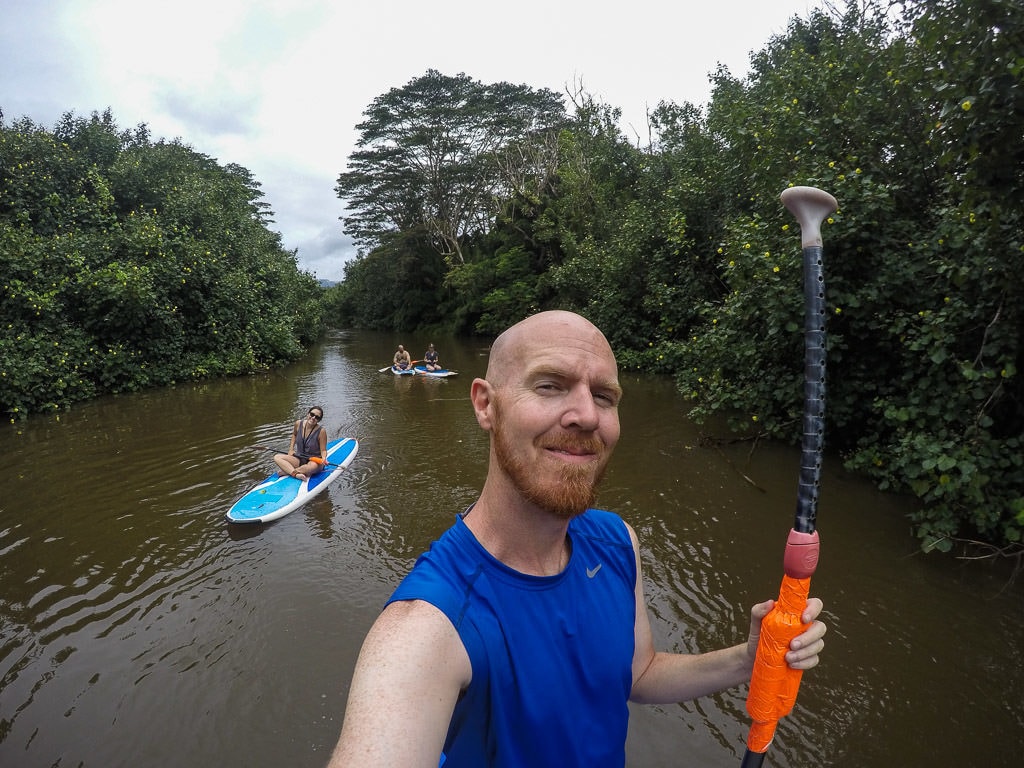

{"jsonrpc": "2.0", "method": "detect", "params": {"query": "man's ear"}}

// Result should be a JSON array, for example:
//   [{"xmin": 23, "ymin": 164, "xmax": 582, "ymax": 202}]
[{"xmin": 470, "ymin": 378, "xmax": 494, "ymax": 430}]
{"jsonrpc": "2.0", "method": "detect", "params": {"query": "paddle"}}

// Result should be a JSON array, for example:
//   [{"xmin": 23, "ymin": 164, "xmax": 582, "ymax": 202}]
[
  {"xmin": 379, "ymin": 359, "xmax": 420, "ymax": 372},
  {"xmin": 740, "ymin": 186, "xmax": 837, "ymax": 768},
  {"xmin": 250, "ymin": 444, "xmax": 346, "ymax": 471}
]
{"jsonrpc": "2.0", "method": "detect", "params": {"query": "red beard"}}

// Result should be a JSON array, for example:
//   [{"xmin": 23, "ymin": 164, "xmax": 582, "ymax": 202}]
[{"xmin": 492, "ymin": 405, "xmax": 607, "ymax": 519}]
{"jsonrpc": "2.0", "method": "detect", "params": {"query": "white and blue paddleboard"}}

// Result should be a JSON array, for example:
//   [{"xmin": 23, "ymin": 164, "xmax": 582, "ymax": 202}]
[
  {"xmin": 226, "ymin": 437, "xmax": 359, "ymax": 524},
  {"xmin": 390, "ymin": 365, "xmax": 416, "ymax": 375},
  {"xmin": 413, "ymin": 364, "xmax": 458, "ymax": 378}
]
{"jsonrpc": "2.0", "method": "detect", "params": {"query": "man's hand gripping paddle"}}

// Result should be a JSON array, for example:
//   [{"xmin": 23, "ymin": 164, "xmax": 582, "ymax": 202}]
[{"xmin": 740, "ymin": 186, "xmax": 837, "ymax": 768}]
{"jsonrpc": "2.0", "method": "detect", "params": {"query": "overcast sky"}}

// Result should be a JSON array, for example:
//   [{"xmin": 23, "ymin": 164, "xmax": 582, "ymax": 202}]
[{"xmin": 2, "ymin": 0, "xmax": 824, "ymax": 282}]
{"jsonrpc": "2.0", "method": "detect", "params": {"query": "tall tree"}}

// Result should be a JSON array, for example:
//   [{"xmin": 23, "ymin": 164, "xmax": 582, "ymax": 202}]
[{"xmin": 335, "ymin": 70, "xmax": 567, "ymax": 265}]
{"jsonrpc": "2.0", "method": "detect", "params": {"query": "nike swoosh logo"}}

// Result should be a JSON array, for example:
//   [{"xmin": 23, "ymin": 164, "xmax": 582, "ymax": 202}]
[{"xmin": 586, "ymin": 564, "xmax": 603, "ymax": 578}]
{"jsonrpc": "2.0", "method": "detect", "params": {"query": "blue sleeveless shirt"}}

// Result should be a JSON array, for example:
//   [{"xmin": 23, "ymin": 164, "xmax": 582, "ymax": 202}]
[{"xmin": 387, "ymin": 508, "xmax": 637, "ymax": 768}]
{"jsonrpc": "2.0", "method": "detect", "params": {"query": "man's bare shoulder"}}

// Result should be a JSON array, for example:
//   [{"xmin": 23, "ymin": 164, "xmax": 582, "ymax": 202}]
[{"xmin": 364, "ymin": 600, "xmax": 464, "ymax": 661}]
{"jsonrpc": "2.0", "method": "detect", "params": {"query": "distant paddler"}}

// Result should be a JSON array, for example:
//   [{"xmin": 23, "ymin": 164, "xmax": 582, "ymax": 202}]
[{"xmin": 393, "ymin": 345, "xmax": 412, "ymax": 371}]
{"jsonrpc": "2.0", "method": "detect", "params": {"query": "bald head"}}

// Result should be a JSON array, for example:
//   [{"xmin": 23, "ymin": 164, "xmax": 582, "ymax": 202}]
[{"xmin": 485, "ymin": 311, "xmax": 618, "ymax": 387}]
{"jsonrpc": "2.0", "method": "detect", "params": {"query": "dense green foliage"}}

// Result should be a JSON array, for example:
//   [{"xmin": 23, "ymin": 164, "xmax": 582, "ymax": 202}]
[
  {"xmin": 684, "ymin": 0, "xmax": 1023, "ymax": 555},
  {"xmin": 0, "ymin": 110, "xmax": 325, "ymax": 419},
  {"xmin": 330, "ymin": 0, "xmax": 1023, "ymax": 554}
]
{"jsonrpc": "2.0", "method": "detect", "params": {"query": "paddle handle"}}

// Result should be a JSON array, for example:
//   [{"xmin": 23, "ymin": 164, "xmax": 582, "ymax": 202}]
[{"xmin": 780, "ymin": 186, "xmax": 837, "ymax": 249}]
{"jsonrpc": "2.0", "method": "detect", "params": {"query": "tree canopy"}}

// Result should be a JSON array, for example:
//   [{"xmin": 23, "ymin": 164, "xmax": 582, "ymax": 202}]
[
  {"xmin": 0, "ymin": 109, "xmax": 325, "ymax": 418},
  {"xmin": 335, "ymin": 69, "xmax": 567, "ymax": 266}
]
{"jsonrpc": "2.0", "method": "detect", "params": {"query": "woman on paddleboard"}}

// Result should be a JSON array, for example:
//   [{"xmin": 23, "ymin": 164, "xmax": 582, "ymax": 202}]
[
  {"xmin": 423, "ymin": 343, "xmax": 441, "ymax": 371},
  {"xmin": 274, "ymin": 407, "xmax": 328, "ymax": 481}
]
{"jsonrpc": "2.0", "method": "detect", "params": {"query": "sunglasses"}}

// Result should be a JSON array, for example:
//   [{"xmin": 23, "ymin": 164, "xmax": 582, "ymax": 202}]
[{"xmin": 308, "ymin": 412, "xmax": 323, "ymax": 420}]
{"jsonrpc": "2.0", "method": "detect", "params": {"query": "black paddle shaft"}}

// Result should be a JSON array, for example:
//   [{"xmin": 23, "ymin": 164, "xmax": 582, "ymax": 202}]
[{"xmin": 795, "ymin": 242, "xmax": 826, "ymax": 536}]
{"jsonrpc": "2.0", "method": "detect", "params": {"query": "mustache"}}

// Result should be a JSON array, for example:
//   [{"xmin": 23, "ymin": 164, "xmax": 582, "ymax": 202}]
[{"xmin": 542, "ymin": 436, "xmax": 605, "ymax": 455}]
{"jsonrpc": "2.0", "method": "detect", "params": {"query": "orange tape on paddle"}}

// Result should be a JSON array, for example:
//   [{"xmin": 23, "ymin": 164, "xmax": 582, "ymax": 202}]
[{"xmin": 744, "ymin": 573, "xmax": 811, "ymax": 753}]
